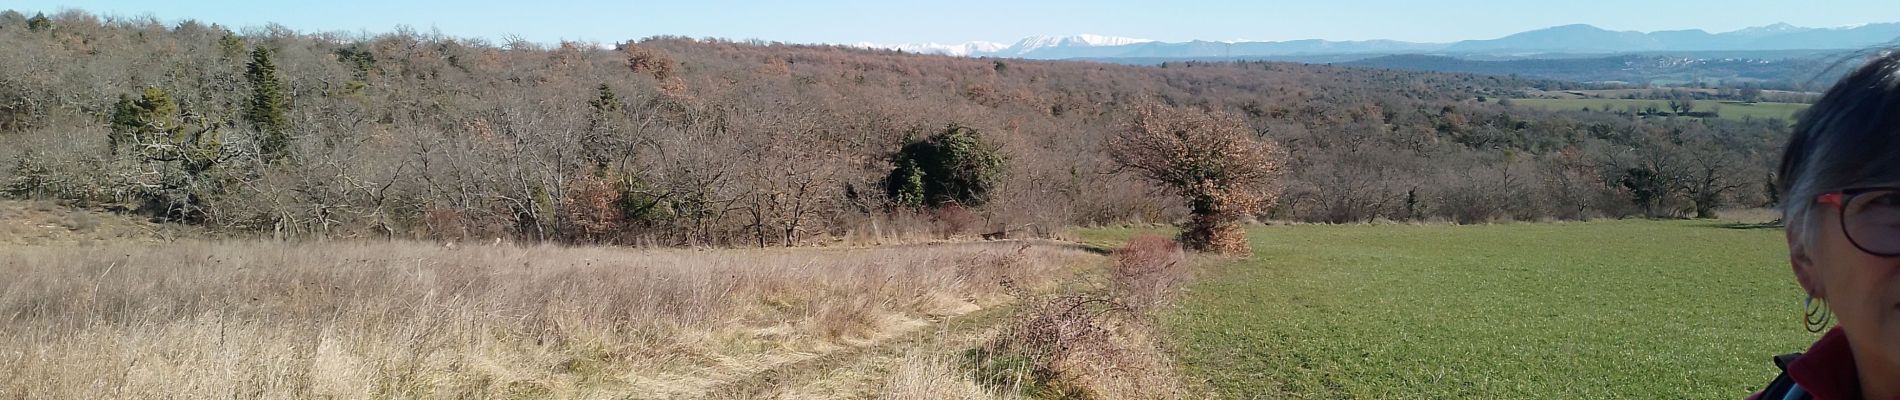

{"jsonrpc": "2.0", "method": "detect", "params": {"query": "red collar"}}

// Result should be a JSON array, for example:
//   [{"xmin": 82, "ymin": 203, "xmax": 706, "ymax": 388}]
[{"xmin": 1790, "ymin": 327, "xmax": 1863, "ymax": 400}]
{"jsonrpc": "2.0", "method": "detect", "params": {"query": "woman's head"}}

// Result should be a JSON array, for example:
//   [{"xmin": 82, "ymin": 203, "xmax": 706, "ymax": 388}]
[{"xmin": 1779, "ymin": 50, "xmax": 1900, "ymax": 367}]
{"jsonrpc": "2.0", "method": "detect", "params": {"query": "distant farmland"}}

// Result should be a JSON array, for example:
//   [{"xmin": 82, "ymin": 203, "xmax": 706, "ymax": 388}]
[{"xmin": 1511, "ymin": 98, "xmax": 1808, "ymax": 122}]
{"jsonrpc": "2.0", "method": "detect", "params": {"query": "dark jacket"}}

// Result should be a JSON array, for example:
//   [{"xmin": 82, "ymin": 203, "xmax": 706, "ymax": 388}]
[{"xmin": 1749, "ymin": 327, "xmax": 1862, "ymax": 400}]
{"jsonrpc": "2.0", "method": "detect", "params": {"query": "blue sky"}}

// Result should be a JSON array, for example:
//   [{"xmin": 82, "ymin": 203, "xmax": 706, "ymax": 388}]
[{"xmin": 10, "ymin": 1, "xmax": 1900, "ymax": 45}]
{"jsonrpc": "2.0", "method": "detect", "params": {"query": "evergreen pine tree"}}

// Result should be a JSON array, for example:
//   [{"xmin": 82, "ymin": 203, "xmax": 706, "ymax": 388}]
[
  {"xmin": 245, "ymin": 47, "xmax": 291, "ymax": 163},
  {"xmin": 217, "ymin": 31, "xmax": 245, "ymax": 59},
  {"xmin": 108, "ymin": 95, "xmax": 143, "ymax": 154},
  {"xmin": 582, "ymin": 83, "xmax": 624, "ymax": 167},
  {"xmin": 109, "ymin": 87, "xmax": 183, "ymax": 154},
  {"xmin": 588, "ymin": 83, "xmax": 622, "ymax": 114}
]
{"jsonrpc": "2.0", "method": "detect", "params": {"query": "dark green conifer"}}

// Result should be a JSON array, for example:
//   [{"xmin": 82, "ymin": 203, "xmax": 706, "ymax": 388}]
[{"xmin": 245, "ymin": 47, "xmax": 291, "ymax": 163}]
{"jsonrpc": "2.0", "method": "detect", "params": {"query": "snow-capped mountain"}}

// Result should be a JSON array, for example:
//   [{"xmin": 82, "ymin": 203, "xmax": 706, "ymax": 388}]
[
  {"xmin": 856, "ymin": 34, "xmax": 1151, "ymax": 57},
  {"xmin": 1445, "ymin": 22, "xmax": 1900, "ymax": 53},
  {"xmin": 1725, "ymin": 22, "xmax": 1812, "ymax": 37},
  {"xmin": 852, "ymin": 23, "xmax": 1900, "ymax": 60},
  {"xmin": 853, "ymin": 41, "xmax": 1008, "ymax": 56},
  {"xmin": 999, "ymin": 34, "xmax": 1154, "ymax": 55}
]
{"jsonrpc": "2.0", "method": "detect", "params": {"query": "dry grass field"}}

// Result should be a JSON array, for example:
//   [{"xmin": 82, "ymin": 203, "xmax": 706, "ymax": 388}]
[
  {"xmin": 0, "ymin": 200, "xmax": 205, "ymax": 245},
  {"xmin": 0, "ymin": 230, "xmax": 1141, "ymax": 399}
]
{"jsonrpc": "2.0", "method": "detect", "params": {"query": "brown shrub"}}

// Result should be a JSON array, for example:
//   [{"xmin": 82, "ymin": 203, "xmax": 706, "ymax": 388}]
[
  {"xmin": 983, "ymin": 292, "xmax": 1184, "ymax": 400},
  {"xmin": 558, "ymin": 172, "xmax": 625, "ymax": 242},
  {"xmin": 1109, "ymin": 102, "xmax": 1282, "ymax": 255},
  {"xmin": 1111, "ymin": 235, "xmax": 1191, "ymax": 312},
  {"xmin": 934, "ymin": 203, "xmax": 984, "ymax": 239},
  {"xmin": 622, "ymin": 44, "xmax": 675, "ymax": 80},
  {"xmin": 973, "ymin": 236, "xmax": 1196, "ymax": 399},
  {"xmin": 1181, "ymin": 212, "xmax": 1252, "ymax": 255}
]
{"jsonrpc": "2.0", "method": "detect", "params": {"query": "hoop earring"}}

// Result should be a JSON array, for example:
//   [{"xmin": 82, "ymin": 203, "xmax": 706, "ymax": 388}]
[{"xmin": 1804, "ymin": 295, "xmax": 1833, "ymax": 333}]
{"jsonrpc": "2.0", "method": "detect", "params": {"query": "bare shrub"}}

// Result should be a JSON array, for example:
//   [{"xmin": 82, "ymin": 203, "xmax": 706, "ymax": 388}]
[
  {"xmin": 1539, "ymin": 147, "xmax": 1613, "ymax": 220},
  {"xmin": 1111, "ymin": 235, "xmax": 1191, "ymax": 312},
  {"xmin": 934, "ymin": 203, "xmax": 984, "ymax": 239},
  {"xmin": 979, "ymin": 292, "xmax": 1184, "ymax": 400},
  {"xmin": 981, "ymin": 293, "xmax": 1132, "ymax": 398},
  {"xmin": 1428, "ymin": 155, "xmax": 1540, "ymax": 224},
  {"xmin": 964, "ymin": 236, "xmax": 1194, "ymax": 400}
]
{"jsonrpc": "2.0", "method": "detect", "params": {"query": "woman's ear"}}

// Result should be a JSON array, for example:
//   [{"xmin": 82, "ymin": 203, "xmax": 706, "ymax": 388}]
[{"xmin": 1788, "ymin": 229, "xmax": 1824, "ymax": 298}]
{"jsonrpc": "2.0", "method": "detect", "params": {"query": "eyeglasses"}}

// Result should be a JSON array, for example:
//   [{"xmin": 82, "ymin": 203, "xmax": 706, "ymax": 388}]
[{"xmin": 1817, "ymin": 187, "xmax": 1900, "ymax": 257}]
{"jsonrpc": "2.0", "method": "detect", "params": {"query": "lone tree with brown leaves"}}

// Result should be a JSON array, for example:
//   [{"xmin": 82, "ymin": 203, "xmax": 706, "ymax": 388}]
[
  {"xmin": 622, "ymin": 44, "xmax": 675, "ymax": 80},
  {"xmin": 1109, "ymin": 103, "xmax": 1282, "ymax": 255}
]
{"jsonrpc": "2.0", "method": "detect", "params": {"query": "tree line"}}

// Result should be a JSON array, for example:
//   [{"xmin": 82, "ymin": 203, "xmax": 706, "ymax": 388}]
[{"xmin": 0, "ymin": 10, "xmax": 1792, "ymax": 247}]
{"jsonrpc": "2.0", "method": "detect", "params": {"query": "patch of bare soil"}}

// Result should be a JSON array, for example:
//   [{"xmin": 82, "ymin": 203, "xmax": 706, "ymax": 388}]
[{"xmin": 0, "ymin": 200, "xmax": 202, "ymax": 245}]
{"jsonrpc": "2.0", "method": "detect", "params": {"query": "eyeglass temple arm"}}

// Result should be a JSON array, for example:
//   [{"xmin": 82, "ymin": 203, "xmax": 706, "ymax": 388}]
[{"xmin": 1818, "ymin": 192, "xmax": 1846, "ymax": 206}]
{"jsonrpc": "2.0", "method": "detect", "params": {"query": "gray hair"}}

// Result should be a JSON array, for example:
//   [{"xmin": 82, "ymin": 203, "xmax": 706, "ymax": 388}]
[{"xmin": 1779, "ymin": 50, "xmax": 1900, "ymax": 246}]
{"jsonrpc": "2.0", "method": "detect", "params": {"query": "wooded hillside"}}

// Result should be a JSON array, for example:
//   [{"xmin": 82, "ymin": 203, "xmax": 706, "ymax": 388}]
[{"xmin": 0, "ymin": 10, "xmax": 1792, "ymax": 246}]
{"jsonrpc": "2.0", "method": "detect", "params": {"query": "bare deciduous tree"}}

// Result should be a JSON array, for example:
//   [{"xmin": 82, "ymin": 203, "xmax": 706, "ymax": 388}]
[{"xmin": 0, "ymin": 12, "xmax": 1793, "ymax": 245}]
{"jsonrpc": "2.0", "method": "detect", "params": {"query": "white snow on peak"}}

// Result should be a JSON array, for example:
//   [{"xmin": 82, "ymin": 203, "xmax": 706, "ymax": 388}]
[
  {"xmin": 853, "ymin": 34, "xmax": 1151, "ymax": 57},
  {"xmin": 1001, "ymin": 34, "xmax": 1154, "ymax": 54},
  {"xmin": 1726, "ymin": 22, "xmax": 1812, "ymax": 35},
  {"xmin": 1069, "ymin": 34, "xmax": 1156, "ymax": 46},
  {"xmin": 963, "ymin": 41, "xmax": 1010, "ymax": 53}
]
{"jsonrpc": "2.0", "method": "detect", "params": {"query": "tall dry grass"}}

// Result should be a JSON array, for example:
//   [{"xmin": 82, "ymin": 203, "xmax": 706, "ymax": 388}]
[
  {"xmin": 0, "ymin": 240, "xmax": 1093, "ymax": 399},
  {"xmin": 879, "ymin": 351, "xmax": 1019, "ymax": 400}
]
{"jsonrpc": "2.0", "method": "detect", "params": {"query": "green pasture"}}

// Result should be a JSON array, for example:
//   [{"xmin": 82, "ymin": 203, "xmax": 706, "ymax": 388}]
[
  {"xmin": 1085, "ymin": 220, "xmax": 1811, "ymax": 399},
  {"xmin": 1511, "ymin": 98, "xmax": 1807, "ymax": 122}
]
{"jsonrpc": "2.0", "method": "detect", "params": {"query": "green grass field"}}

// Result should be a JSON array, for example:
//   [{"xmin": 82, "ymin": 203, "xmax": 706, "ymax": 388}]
[
  {"xmin": 1511, "ymin": 98, "xmax": 1808, "ymax": 122},
  {"xmin": 1085, "ymin": 220, "xmax": 1813, "ymax": 399}
]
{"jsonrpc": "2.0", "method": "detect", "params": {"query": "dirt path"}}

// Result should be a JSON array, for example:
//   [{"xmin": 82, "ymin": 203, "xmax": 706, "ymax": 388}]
[
  {"xmin": 672, "ymin": 242, "xmax": 1109, "ymax": 399},
  {"xmin": 699, "ymin": 303, "xmax": 1016, "ymax": 399}
]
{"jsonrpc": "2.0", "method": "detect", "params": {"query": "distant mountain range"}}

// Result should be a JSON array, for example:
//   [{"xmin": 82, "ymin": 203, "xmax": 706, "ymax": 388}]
[
  {"xmin": 858, "ymin": 23, "xmax": 1900, "ymax": 60},
  {"xmin": 1338, "ymin": 53, "xmax": 1847, "ymax": 87},
  {"xmin": 853, "ymin": 34, "xmax": 1151, "ymax": 57}
]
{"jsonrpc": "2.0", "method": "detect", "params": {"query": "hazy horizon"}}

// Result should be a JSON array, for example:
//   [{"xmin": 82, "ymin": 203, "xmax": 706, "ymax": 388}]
[{"xmin": 11, "ymin": 0, "xmax": 1900, "ymax": 46}]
